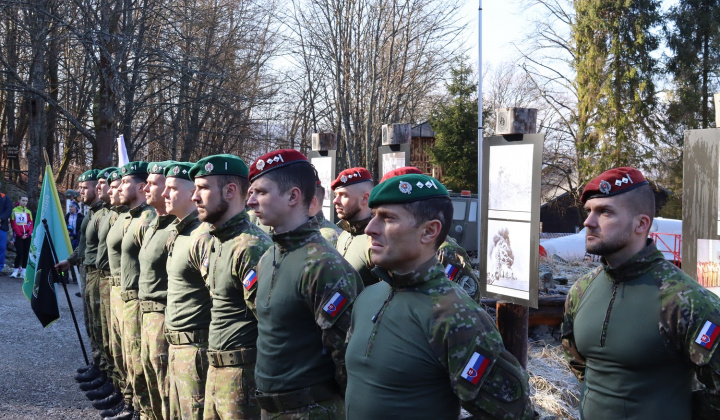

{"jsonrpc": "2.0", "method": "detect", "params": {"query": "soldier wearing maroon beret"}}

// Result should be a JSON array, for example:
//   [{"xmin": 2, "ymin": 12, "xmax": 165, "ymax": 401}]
[
  {"xmin": 247, "ymin": 150, "xmax": 363, "ymax": 419},
  {"xmin": 562, "ymin": 167, "xmax": 720, "ymax": 420},
  {"xmin": 332, "ymin": 167, "xmax": 377, "ymax": 286}
]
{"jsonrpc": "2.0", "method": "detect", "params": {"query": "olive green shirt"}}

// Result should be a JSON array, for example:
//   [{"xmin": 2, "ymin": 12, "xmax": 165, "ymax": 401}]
[
  {"xmin": 206, "ymin": 210, "xmax": 272, "ymax": 351},
  {"xmin": 82, "ymin": 201, "xmax": 107, "ymax": 268},
  {"xmin": 67, "ymin": 201, "xmax": 101, "ymax": 266},
  {"xmin": 138, "ymin": 214, "xmax": 176, "ymax": 303},
  {"xmin": 96, "ymin": 204, "xmax": 122, "ymax": 272},
  {"xmin": 107, "ymin": 209, "xmax": 128, "ymax": 279},
  {"xmin": 336, "ymin": 217, "xmax": 376, "ymax": 286},
  {"xmin": 120, "ymin": 203, "xmax": 156, "ymax": 291},
  {"xmin": 255, "ymin": 218, "xmax": 364, "ymax": 393},
  {"xmin": 165, "ymin": 211, "xmax": 213, "ymax": 332}
]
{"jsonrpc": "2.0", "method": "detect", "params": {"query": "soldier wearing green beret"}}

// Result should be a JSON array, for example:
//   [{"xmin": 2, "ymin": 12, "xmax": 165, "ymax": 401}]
[
  {"xmin": 115, "ymin": 161, "xmax": 156, "ymax": 420},
  {"xmin": 162, "ymin": 161, "xmax": 213, "ymax": 420},
  {"xmin": 345, "ymin": 174, "xmax": 533, "ymax": 420},
  {"xmin": 57, "ymin": 169, "xmax": 110, "ymax": 387},
  {"xmin": 188, "ymin": 154, "xmax": 272, "ymax": 420},
  {"xmin": 104, "ymin": 169, "xmax": 133, "ymax": 417},
  {"xmin": 331, "ymin": 167, "xmax": 377, "ymax": 286},
  {"xmin": 309, "ymin": 179, "xmax": 341, "ymax": 247},
  {"xmin": 136, "ymin": 161, "xmax": 176, "ymax": 420},
  {"xmin": 246, "ymin": 149, "xmax": 364, "ymax": 420}
]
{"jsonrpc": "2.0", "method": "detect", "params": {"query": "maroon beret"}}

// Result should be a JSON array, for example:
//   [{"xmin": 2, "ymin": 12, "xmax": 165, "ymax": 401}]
[
  {"xmin": 379, "ymin": 166, "xmax": 422, "ymax": 183},
  {"xmin": 249, "ymin": 149, "xmax": 310, "ymax": 182},
  {"xmin": 331, "ymin": 167, "xmax": 373, "ymax": 191},
  {"xmin": 581, "ymin": 167, "xmax": 648, "ymax": 203}
]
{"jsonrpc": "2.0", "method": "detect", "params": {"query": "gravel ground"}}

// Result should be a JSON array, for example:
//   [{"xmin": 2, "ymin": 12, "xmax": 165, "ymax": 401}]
[{"xmin": 0, "ymin": 274, "xmax": 97, "ymax": 419}]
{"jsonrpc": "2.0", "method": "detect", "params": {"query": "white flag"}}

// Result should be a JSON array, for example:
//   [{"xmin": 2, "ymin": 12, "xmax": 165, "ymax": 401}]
[{"xmin": 117, "ymin": 134, "xmax": 129, "ymax": 166}]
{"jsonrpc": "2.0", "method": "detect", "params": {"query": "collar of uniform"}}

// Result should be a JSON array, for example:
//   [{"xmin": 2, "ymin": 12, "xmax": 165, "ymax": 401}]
[
  {"xmin": 209, "ymin": 210, "xmax": 250, "ymax": 241},
  {"xmin": 103, "ymin": 201, "xmax": 111, "ymax": 209},
  {"xmin": 371, "ymin": 256, "xmax": 440, "ymax": 288},
  {"xmin": 128, "ymin": 202, "xmax": 150, "ymax": 217},
  {"xmin": 337, "ymin": 216, "xmax": 371, "ymax": 235},
  {"xmin": 155, "ymin": 213, "xmax": 176, "ymax": 228},
  {"xmin": 271, "ymin": 217, "xmax": 321, "ymax": 254},
  {"xmin": 112, "ymin": 205, "xmax": 129, "ymax": 213},
  {"xmin": 174, "ymin": 210, "xmax": 200, "ymax": 233},
  {"xmin": 90, "ymin": 200, "xmax": 104, "ymax": 212},
  {"xmin": 602, "ymin": 239, "xmax": 665, "ymax": 283},
  {"xmin": 314, "ymin": 211, "xmax": 327, "ymax": 224}
]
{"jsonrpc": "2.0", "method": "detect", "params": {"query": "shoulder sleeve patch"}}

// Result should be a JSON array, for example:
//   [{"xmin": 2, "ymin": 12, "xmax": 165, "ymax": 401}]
[
  {"xmin": 696, "ymin": 320, "xmax": 720, "ymax": 350},
  {"xmin": 460, "ymin": 351, "xmax": 492, "ymax": 385},
  {"xmin": 445, "ymin": 264, "xmax": 459, "ymax": 280},
  {"xmin": 242, "ymin": 269, "xmax": 258, "ymax": 290},
  {"xmin": 323, "ymin": 292, "xmax": 348, "ymax": 317}
]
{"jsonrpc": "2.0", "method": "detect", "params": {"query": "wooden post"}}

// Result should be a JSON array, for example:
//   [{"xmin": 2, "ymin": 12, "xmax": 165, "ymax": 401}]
[
  {"xmin": 311, "ymin": 133, "xmax": 337, "ymax": 152},
  {"xmin": 496, "ymin": 302, "xmax": 529, "ymax": 368}
]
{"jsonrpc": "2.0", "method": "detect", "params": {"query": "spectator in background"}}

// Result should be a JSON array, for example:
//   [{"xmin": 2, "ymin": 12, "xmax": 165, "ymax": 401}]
[
  {"xmin": 10, "ymin": 196, "xmax": 33, "ymax": 278},
  {"xmin": 65, "ymin": 201, "xmax": 84, "ymax": 250},
  {"xmin": 0, "ymin": 184, "xmax": 13, "ymax": 274}
]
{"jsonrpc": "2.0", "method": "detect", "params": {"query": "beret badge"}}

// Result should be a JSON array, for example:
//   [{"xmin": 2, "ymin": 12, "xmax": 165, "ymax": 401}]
[
  {"xmin": 205, "ymin": 162, "xmax": 214, "ymax": 173},
  {"xmin": 399, "ymin": 181, "xmax": 412, "ymax": 194},
  {"xmin": 256, "ymin": 160, "xmax": 265, "ymax": 171},
  {"xmin": 599, "ymin": 180, "xmax": 611, "ymax": 195},
  {"xmin": 172, "ymin": 166, "xmax": 180, "ymax": 175}
]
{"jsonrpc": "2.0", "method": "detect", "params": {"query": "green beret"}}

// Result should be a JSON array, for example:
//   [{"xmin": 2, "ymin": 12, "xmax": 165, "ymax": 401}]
[
  {"xmin": 164, "ymin": 162, "xmax": 194, "ymax": 181},
  {"xmin": 78, "ymin": 169, "xmax": 99, "ymax": 182},
  {"xmin": 98, "ymin": 167, "xmax": 118, "ymax": 180},
  {"xmin": 107, "ymin": 170, "xmax": 122, "ymax": 183},
  {"xmin": 148, "ymin": 160, "xmax": 176, "ymax": 175},
  {"xmin": 189, "ymin": 154, "xmax": 249, "ymax": 180},
  {"xmin": 119, "ymin": 161, "xmax": 149, "ymax": 177},
  {"xmin": 368, "ymin": 174, "xmax": 448, "ymax": 208}
]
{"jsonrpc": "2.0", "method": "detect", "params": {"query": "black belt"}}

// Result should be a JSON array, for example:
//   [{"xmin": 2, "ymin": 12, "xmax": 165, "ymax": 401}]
[
  {"xmin": 207, "ymin": 348, "xmax": 256, "ymax": 367},
  {"xmin": 139, "ymin": 300, "xmax": 166, "ymax": 313},
  {"xmin": 255, "ymin": 382, "xmax": 339, "ymax": 413},
  {"xmin": 110, "ymin": 276, "xmax": 121, "ymax": 287},
  {"xmin": 165, "ymin": 329, "xmax": 209, "ymax": 345},
  {"xmin": 120, "ymin": 290, "xmax": 138, "ymax": 302}
]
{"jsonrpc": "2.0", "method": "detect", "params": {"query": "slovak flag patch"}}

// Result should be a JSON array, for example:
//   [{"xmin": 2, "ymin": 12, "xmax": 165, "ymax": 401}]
[
  {"xmin": 461, "ymin": 352, "xmax": 490, "ymax": 385},
  {"xmin": 242, "ymin": 270, "xmax": 257, "ymax": 290},
  {"xmin": 445, "ymin": 264, "xmax": 459, "ymax": 281},
  {"xmin": 695, "ymin": 320, "xmax": 720, "ymax": 350},
  {"xmin": 323, "ymin": 292, "xmax": 348, "ymax": 317}
]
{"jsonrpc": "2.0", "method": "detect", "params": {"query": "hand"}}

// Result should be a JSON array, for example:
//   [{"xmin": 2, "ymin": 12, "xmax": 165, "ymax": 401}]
[
  {"xmin": 55, "ymin": 260, "xmax": 71, "ymax": 271},
  {"xmin": 22, "ymin": 234, "xmax": 28, "ymax": 239}
]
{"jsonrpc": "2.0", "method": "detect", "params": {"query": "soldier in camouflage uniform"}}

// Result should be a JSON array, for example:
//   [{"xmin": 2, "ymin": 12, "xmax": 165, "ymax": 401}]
[
  {"xmin": 138, "ymin": 162, "xmax": 177, "ymax": 420},
  {"xmin": 246, "ymin": 150, "xmax": 364, "ymax": 420},
  {"xmin": 163, "ymin": 161, "xmax": 213, "ymax": 420},
  {"xmin": 188, "ymin": 155, "xmax": 272, "ymax": 420},
  {"xmin": 309, "ymin": 179, "xmax": 341, "ymax": 247},
  {"xmin": 57, "ymin": 169, "xmax": 108, "ymax": 384},
  {"xmin": 380, "ymin": 166, "xmax": 481, "ymax": 301},
  {"xmin": 105, "ymin": 169, "xmax": 132, "ymax": 416},
  {"xmin": 345, "ymin": 173, "xmax": 533, "ymax": 420},
  {"xmin": 562, "ymin": 167, "xmax": 720, "ymax": 419},
  {"xmin": 332, "ymin": 167, "xmax": 376, "ymax": 285},
  {"xmin": 115, "ymin": 161, "xmax": 156, "ymax": 420}
]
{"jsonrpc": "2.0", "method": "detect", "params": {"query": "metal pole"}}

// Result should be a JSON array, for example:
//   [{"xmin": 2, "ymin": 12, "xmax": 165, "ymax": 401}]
[
  {"xmin": 477, "ymin": 0, "xmax": 483, "ymax": 259},
  {"xmin": 42, "ymin": 218, "xmax": 89, "ymax": 365}
]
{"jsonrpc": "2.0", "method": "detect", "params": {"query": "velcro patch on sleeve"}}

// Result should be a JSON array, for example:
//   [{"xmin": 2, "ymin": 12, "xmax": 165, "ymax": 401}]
[
  {"xmin": 242, "ymin": 270, "xmax": 257, "ymax": 290},
  {"xmin": 695, "ymin": 320, "xmax": 720, "ymax": 350},
  {"xmin": 461, "ymin": 352, "xmax": 491, "ymax": 385},
  {"xmin": 323, "ymin": 292, "xmax": 348, "ymax": 317}
]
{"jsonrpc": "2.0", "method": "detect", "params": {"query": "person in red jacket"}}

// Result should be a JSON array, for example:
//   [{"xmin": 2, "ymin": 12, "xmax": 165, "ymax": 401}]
[{"xmin": 10, "ymin": 196, "xmax": 34, "ymax": 278}]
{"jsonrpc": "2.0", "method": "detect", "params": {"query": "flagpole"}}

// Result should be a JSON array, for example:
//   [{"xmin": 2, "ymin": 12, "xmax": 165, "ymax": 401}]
[{"xmin": 42, "ymin": 218, "xmax": 89, "ymax": 365}]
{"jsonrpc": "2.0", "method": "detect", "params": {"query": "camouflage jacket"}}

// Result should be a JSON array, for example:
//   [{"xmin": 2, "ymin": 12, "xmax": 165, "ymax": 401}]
[
  {"xmin": 120, "ymin": 203, "xmax": 156, "ymax": 291},
  {"xmin": 165, "ymin": 210, "xmax": 213, "ymax": 332},
  {"xmin": 438, "ymin": 236, "xmax": 480, "ymax": 302},
  {"xmin": 255, "ymin": 217, "xmax": 364, "ymax": 394},
  {"xmin": 562, "ymin": 241, "xmax": 720, "ymax": 419},
  {"xmin": 336, "ymin": 217, "xmax": 377, "ymax": 286},
  {"xmin": 345, "ymin": 257, "xmax": 533, "ymax": 420},
  {"xmin": 67, "ymin": 200, "xmax": 103, "ymax": 266},
  {"xmin": 206, "ymin": 210, "xmax": 271, "ymax": 351},
  {"xmin": 138, "ymin": 214, "xmax": 176, "ymax": 303},
  {"xmin": 106, "ymin": 209, "xmax": 129, "ymax": 279},
  {"xmin": 247, "ymin": 208, "xmax": 271, "ymax": 234},
  {"xmin": 315, "ymin": 211, "xmax": 341, "ymax": 247}
]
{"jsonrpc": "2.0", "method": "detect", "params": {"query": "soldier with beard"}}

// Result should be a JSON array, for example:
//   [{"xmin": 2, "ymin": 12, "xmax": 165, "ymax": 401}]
[
  {"xmin": 332, "ymin": 167, "xmax": 376, "ymax": 286},
  {"xmin": 163, "ymin": 162, "xmax": 213, "ymax": 420},
  {"xmin": 563, "ymin": 167, "xmax": 720, "ymax": 419}
]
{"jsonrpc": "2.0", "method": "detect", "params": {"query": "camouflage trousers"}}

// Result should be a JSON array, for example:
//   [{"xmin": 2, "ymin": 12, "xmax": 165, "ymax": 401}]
[
  {"xmin": 168, "ymin": 342, "xmax": 209, "ymax": 420},
  {"xmin": 110, "ymin": 284, "xmax": 127, "ymax": 392},
  {"xmin": 84, "ymin": 268, "xmax": 103, "ymax": 369},
  {"xmin": 141, "ymin": 310, "xmax": 169, "ymax": 420},
  {"xmin": 203, "ymin": 363, "xmax": 260, "ymax": 420},
  {"xmin": 122, "ymin": 298, "xmax": 151, "ymax": 415},
  {"xmin": 260, "ymin": 396, "xmax": 344, "ymax": 420},
  {"xmin": 99, "ymin": 272, "xmax": 114, "ymax": 377}
]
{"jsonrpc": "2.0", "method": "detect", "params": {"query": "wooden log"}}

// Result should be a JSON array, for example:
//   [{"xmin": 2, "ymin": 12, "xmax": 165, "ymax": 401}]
[
  {"xmin": 311, "ymin": 133, "xmax": 337, "ymax": 151},
  {"xmin": 381, "ymin": 123, "xmax": 411, "ymax": 145},
  {"xmin": 495, "ymin": 107, "xmax": 537, "ymax": 135},
  {"xmin": 496, "ymin": 301, "xmax": 529, "ymax": 368}
]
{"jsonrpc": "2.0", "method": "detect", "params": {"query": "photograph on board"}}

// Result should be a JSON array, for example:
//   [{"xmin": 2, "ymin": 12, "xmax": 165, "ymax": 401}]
[
  {"xmin": 488, "ymin": 144, "xmax": 533, "ymax": 221},
  {"xmin": 311, "ymin": 156, "xmax": 333, "ymax": 207},
  {"xmin": 381, "ymin": 152, "xmax": 406, "ymax": 177},
  {"xmin": 486, "ymin": 219, "xmax": 531, "ymax": 293},
  {"xmin": 697, "ymin": 239, "xmax": 720, "ymax": 297}
]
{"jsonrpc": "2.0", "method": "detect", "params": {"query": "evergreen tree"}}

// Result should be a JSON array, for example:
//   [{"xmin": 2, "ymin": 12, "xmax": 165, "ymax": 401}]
[{"xmin": 429, "ymin": 60, "xmax": 489, "ymax": 192}]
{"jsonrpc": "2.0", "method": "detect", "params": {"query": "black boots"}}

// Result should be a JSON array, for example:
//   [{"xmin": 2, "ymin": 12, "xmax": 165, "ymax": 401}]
[
  {"xmin": 85, "ymin": 380, "xmax": 114, "ymax": 400},
  {"xmin": 103, "ymin": 407, "xmax": 135, "ymax": 420},
  {"xmin": 79, "ymin": 372, "xmax": 107, "ymax": 391},
  {"xmin": 99, "ymin": 399, "xmax": 124, "ymax": 417},
  {"xmin": 93, "ymin": 390, "xmax": 123, "ymax": 410},
  {"xmin": 75, "ymin": 365, "xmax": 101, "ymax": 382}
]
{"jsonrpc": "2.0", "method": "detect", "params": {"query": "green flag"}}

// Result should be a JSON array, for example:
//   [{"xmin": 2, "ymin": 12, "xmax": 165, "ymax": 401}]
[{"xmin": 22, "ymin": 165, "xmax": 73, "ymax": 326}]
